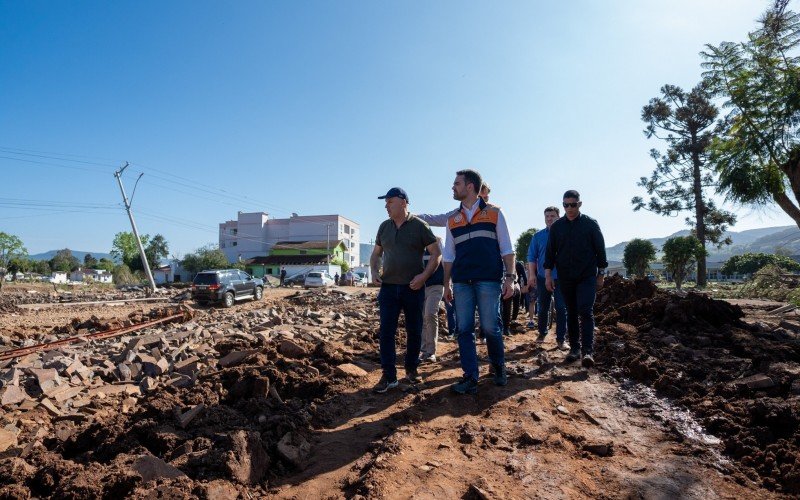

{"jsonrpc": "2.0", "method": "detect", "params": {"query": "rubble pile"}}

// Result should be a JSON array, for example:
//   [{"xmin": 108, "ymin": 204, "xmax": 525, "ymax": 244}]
[
  {"xmin": 0, "ymin": 289, "xmax": 379, "ymax": 498},
  {"xmin": 595, "ymin": 276, "xmax": 800, "ymax": 493}
]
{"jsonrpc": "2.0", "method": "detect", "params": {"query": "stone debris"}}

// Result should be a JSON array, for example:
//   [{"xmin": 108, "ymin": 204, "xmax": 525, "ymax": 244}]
[
  {"xmin": 132, "ymin": 454, "xmax": 187, "ymax": 482},
  {"xmin": 0, "ymin": 288, "xmax": 382, "ymax": 497},
  {"xmin": 733, "ymin": 373, "xmax": 776, "ymax": 390},
  {"xmin": 177, "ymin": 403, "xmax": 205, "ymax": 428},
  {"xmin": 334, "ymin": 363, "xmax": 368, "ymax": 378}
]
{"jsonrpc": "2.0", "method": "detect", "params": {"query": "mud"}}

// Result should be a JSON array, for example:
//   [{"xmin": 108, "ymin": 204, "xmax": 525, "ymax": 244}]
[{"xmin": 595, "ymin": 275, "xmax": 800, "ymax": 494}]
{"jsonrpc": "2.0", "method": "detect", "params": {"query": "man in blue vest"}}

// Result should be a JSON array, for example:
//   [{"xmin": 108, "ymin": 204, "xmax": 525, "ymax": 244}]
[
  {"xmin": 443, "ymin": 170, "xmax": 515, "ymax": 395},
  {"xmin": 527, "ymin": 206, "xmax": 568, "ymax": 349}
]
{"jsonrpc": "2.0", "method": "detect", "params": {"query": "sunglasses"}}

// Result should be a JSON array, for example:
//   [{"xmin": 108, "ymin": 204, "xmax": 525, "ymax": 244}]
[{"xmin": 563, "ymin": 202, "xmax": 579, "ymax": 208}]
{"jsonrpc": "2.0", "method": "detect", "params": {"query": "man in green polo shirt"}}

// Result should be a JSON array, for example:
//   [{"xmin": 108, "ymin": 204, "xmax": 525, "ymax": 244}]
[{"xmin": 370, "ymin": 187, "xmax": 441, "ymax": 393}]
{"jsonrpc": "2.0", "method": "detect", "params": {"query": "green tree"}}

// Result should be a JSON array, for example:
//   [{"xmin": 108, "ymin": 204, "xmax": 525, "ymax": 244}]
[
  {"xmin": 83, "ymin": 253, "xmax": 98, "ymax": 268},
  {"xmin": 144, "ymin": 234, "xmax": 169, "ymax": 271},
  {"xmin": 623, "ymin": 238, "xmax": 657, "ymax": 278},
  {"xmin": 662, "ymin": 236, "xmax": 706, "ymax": 290},
  {"xmin": 111, "ymin": 232, "xmax": 145, "ymax": 268},
  {"xmin": 331, "ymin": 257, "xmax": 350, "ymax": 273},
  {"xmin": 0, "ymin": 232, "xmax": 27, "ymax": 290},
  {"xmin": 97, "ymin": 258, "xmax": 115, "ymax": 272},
  {"xmin": 515, "ymin": 228, "xmax": 537, "ymax": 263},
  {"xmin": 7, "ymin": 256, "xmax": 31, "ymax": 279},
  {"xmin": 702, "ymin": 1, "xmax": 800, "ymax": 227},
  {"xmin": 181, "ymin": 245, "xmax": 230, "ymax": 275},
  {"xmin": 632, "ymin": 82, "xmax": 736, "ymax": 287},
  {"xmin": 721, "ymin": 252, "xmax": 800, "ymax": 275},
  {"xmin": 49, "ymin": 249, "xmax": 80, "ymax": 273},
  {"xmin": 31, "ymin": 260, "xmax": 51, "ymax": 275}
]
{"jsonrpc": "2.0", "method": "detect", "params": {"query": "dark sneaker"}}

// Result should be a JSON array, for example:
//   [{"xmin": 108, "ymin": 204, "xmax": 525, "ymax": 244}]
[
  {"xmin": 581, "ymin": 353, "xmax": 595, "ymax": 368},
  {"xmin": 492, "ymin": 364, "xmax": 508, "ymax": 386},
  {"xmin": 405, "ymin": 367, "xmax": 422, "ymax": 384},
  {"xmin": 503, "ymin": 328, "xmax": 511, "ymax": 336},
  {"xmin": 565, "ymin": 350, "xmax": 581, "ymax": 363},
  {"xmin": 526, "ymin": 321, "xmax": 535, "ymax": 329},
  {"xmin": 451, "ymin": 376, "xmax": 478, "ymax": 395},
  {"xmin": 372, "ymin": 376, "xmax": 399, "ymax": 393},
  {"xmin": 557, "ymin": 341, "xmax": 570, "ymax": 351},
  {"xmin": 535, "ymin": 333, "xmax": 547, "ymax": 344}
]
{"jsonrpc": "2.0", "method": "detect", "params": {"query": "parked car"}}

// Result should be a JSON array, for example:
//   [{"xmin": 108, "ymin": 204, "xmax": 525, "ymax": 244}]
[
  {"xmin": 304, "ymin": 271, "xmax": 335, "ymax": 288},
  {"xmin": 191, "ymin": 269, "xmax": 263, "ymax": 308},
  {"xmin": 284, "ymin": 272, "xmax": 308, "ymax": 287}
]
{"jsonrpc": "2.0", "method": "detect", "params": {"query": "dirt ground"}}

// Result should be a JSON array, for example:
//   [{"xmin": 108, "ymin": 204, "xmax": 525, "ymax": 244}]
[{"xmin": 0, "ymin": 280, "xmax": 796, "ymax": 499}]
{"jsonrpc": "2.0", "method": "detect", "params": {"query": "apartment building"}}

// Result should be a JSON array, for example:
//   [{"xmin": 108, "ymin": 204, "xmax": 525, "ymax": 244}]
[{"xmin": 219, "ymin": 212, "xmax": 360, "ymax": 267}]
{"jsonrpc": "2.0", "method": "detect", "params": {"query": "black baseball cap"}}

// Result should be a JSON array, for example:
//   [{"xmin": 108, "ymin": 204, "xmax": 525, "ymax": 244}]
[{"xmin": 378, "ymin": 187, "xmax": 408, "ymax": 201}]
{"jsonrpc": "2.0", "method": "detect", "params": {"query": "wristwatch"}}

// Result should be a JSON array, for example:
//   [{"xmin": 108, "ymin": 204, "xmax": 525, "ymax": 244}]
[{"xmin": 505, "ymin": 273, "xmax": 516, "ymax": 279}]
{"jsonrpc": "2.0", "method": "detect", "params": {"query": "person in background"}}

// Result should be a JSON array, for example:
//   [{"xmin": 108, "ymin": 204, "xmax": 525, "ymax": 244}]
[
  {"xmin": 528, "ymin": 206, "xmax": 569, "ymax": 349},
  {"xmin": 420, "ymin": 237, "xmax": 445, "ymax": 362},
  {"xmin": 544, "ymin": 191, "xmax": 607, "ymax": 367}
]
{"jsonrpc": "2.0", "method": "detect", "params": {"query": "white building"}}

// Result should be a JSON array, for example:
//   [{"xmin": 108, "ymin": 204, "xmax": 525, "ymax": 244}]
[
  {"xmin": 219, "ymin": 212, "xmax": 360, "ymax": 268},
  {"xmin": 69, "ymin": 269, "xmax": 113, "ymax": 284},
  {"xmin": 51, "ymin": 271, "xmax": 68, "ymax": 284}
]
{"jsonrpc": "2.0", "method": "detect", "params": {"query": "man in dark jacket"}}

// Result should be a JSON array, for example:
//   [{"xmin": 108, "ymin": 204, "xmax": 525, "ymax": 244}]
[{"xmin": 544, "ymin": 190, "xmax": 607, "ymax": 367}]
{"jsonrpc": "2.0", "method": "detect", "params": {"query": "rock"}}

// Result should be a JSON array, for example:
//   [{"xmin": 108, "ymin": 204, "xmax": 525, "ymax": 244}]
[
  {"xmin": 201, "ymin": 480, "xmax": 239, "ymax": 500},
  {"xmin": 518, "ymin": 431, "xmax": 543, "ymax": 446},
  {"xmin": 583, "ymin": 441, "xmax": 614, "ymax": 457},
  {"xmin": 219, "ymin": 350, "xmax": 258, "ymax": 368},
  {"xmin": 556, "ymin": 405, "xmax": 569, "ymax": 415},
  {"xmin": 174, "ymin": 356, "xmax": 200, "ymax": 375},
  {"xmin": 0, "ymin": 428, "xmax": 17, "ymax": 452},
  {"xmin": 177, "ymin": 403, "xmax": 205, "ymax": 428},
  {"xmin": 117, "ymin": 363, "xmax": 132, "ymax": 382},
  {"xmin": 39, "ymin": 398, "xmax": 62, "ymax": 416},
  {"xmin": 334, "ymin": 363, "xmax": 368, "ymax": 378},
  {"xmin": 0, "ymin": 368, "xmax": 20, "ymax": 387},
  {"xmin": 140, "ymin": 376, "xmax": 158, "ymax": 391},
  {"xmin": 132, "ymin": 454, "xmax": 187, "ymax": 482},
  {"xmin": 226, "ymin": 430, "xmax": 270, "ymax": 485},
  {"xmin": 276, "ymin": 432, "xmax": 311, "ymax": 468},
  {"xmin": 29, "ymin": 368, "xmax": 61, "ymax": 394},
  {"xmin": 279, "ymin": 339, "xmax": 307, "ymax": 358},
  {"xmin": 734, "ymin": 374, "xmax": 775, "ymax": 390},
  {"xmin": 1, "ymin": 385, "xmax": 28, "ymax": 406}
]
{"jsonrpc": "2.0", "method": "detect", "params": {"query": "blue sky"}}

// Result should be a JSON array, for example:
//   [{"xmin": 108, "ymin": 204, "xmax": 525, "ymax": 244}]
[{"xmin": 0, "ymin": 0, "xmax": 793, "ymax": 257}]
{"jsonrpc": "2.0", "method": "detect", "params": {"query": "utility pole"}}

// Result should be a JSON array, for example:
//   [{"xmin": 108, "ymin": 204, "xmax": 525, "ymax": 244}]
[
  {"xmin": 326, "ymin": 223, "xmax": 331, "ymax": 264},
  {"xmin": 114, "ymin": 162, "xmax": 157, "ymax": 293}
]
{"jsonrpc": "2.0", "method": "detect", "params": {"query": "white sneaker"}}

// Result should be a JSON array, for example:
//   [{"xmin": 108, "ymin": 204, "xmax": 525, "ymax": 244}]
[{"xmin": 419, "ymin": 354, "xmax": 437, "ymax": 363}]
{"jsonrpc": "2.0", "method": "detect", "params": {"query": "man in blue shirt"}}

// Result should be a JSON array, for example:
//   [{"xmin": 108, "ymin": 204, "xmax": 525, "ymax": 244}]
[{"xmin": 527, "ymin": 206, "xmax": 568, "ymax": 350}]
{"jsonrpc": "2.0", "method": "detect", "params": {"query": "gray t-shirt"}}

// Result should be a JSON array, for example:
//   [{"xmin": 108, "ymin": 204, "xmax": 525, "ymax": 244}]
[{"xmin": 375, "ymin": 214, "xmax": 437, "ymax": 285}]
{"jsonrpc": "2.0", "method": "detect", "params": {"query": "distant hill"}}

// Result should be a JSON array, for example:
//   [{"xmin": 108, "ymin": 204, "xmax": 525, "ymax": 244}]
[
  {"xmin": 606, "ymin": 225, "xmax": 800, "ymax": 262},
  {"xmin": 29, "ymin": 250, "xmax": 114, "ymax": 262}
]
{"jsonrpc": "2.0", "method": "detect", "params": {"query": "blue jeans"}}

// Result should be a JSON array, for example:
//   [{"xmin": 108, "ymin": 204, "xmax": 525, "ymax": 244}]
[
  {"xmin": 453, "ymin": 281, "xmax": 505, "ymax": 380},
  {"xmin": 537, "ymin": 276, "xmax": 567, "ymax": 342},
  {"xmin": 378, "ymin": 284, "xmax": 424, "ymax": 380},
  {"xmin": 558, "ymin": 275, "xmax": 597, "ymax": 354}
]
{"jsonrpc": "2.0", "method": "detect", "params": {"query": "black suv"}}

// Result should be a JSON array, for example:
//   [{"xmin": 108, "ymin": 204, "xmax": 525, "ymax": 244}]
[{"xmin": 191, "ymin": 269, "xmax": 264, "ymax": 308}]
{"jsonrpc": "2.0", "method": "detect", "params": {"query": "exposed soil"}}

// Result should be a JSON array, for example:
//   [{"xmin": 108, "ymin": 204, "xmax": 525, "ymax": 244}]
[
  {"xmin": 594, "ymin": 275, "xmax": 800, "ymax": 494},
  {"xmin": 0, "ymin": 280, "xmax": 795, "ymax": 498}
]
